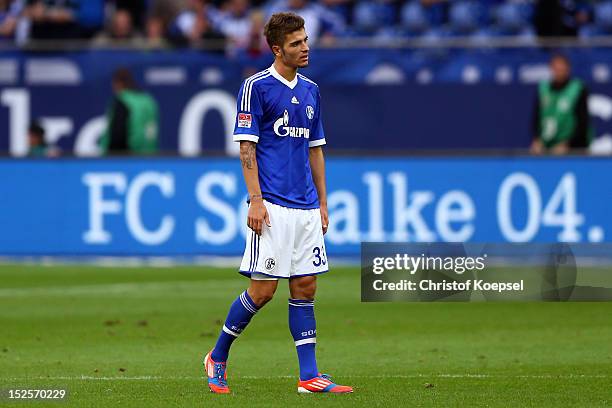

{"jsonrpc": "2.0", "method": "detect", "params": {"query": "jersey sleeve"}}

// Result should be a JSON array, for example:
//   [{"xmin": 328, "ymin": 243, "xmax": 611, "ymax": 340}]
[
  {"xmin": 309, "ymin": 86, "xmax": 326, "ymax": 148},
  {"xmin": 233, "ymin": 80, "xmax": 264, "ymax": 143}
]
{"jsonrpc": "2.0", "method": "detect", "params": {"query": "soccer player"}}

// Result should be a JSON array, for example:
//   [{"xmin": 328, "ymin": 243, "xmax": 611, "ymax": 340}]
[{"xmin": 203, "ymin": 12, "xmax": 353, "ymax": 394}]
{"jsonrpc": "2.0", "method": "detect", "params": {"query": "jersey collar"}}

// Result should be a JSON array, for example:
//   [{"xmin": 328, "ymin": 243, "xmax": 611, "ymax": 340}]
[{"xmin": 269, "ymin": 64, "xmax": 298, "ymax": 89}]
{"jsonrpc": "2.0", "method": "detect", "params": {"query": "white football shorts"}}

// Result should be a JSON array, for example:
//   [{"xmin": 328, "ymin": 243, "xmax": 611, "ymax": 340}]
[{"xmin": 239, "ymin": 200, "xmax": 329, "ymax": 279}]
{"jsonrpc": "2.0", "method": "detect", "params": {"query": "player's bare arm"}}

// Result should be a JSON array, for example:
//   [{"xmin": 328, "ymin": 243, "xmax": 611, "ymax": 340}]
[
  {"xmin": 309, "ymin": 146, "xmax": 328, "ymax": 235},
  {"xmin": 239, "ymin": 141, "xmax": 270, "ymax": 236}
]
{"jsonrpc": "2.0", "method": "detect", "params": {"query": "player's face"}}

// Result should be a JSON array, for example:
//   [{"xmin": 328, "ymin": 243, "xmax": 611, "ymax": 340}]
[{"xmin": 279, "ymin": 28, "xmax": 309, "ymax": 69}]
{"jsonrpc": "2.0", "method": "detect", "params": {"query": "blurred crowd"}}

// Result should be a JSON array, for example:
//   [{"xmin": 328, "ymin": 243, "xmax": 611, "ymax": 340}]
[{"xmin": 1, "ymin": 1, "xmax": 612, "ymax": 50}]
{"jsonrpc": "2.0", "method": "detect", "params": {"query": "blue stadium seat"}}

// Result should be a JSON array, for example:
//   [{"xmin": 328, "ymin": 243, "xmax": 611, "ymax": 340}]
[
  {"xmin": 353, "ymin": 1, "xmax": 381, "ymax": 33},
  {"xmin": 579, "ymin": 24, "xmax": 606, "ymax": 38},
  {"xmin": 580, "ymin": 1, "xmax": 612, "ymax": 37},
  {"xmin": 594, "ymin": 1, "xmax": 612, "ymax": 30},
  {"xmin": 487, "ymin": 1, "xmax": 535, "ymax": 38},
  {"xmin": 493, "ymin": 2, "xmax": 526, "ymax": 32},
  {"xmin": 352, "ymin": 1, "xmax": 396, "ymax": 34},
  {"xmin": 448, "ymin": 1, "xmax": 483, "ymax": 34},
  {"xmin": 400, "ymin": 1, "xmax": 429, "ymax": 34},
  {"xmin": 374, "ymin": 26, "xmax": 405, "ymax": 40}
]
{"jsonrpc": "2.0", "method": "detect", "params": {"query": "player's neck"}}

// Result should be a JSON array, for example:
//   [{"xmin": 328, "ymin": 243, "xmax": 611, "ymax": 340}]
[{"xmin": 273, "ymin": 60, "xmax": 297, "ymax": 83}]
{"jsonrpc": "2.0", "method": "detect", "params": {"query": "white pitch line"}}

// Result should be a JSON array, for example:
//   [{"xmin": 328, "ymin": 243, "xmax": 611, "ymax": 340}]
[{"xmin": 3, "ymin": 374, "xmax": 608, "ymax": 381}]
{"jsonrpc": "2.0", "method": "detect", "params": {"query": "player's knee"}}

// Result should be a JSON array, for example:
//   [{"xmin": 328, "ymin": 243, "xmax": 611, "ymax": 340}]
[
  {"xmin": 251, "ymin": 291, "xmax": 274, "ymax": 307},
  {"xmin": 248, "ymin": 283, "xmax": 277, "ymax": 307}
]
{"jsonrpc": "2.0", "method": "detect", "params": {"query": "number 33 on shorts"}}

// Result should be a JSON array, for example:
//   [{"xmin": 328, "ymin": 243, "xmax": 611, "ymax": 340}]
[{"xmin": 313, "ymin": 246, "xmax": 327, "ymax": 267}]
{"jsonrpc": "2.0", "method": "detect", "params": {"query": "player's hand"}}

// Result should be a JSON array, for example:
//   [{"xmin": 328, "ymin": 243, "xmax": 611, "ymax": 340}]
[
  {"xmin": 248, "ymin": 200, "xmax": 270, "ymax": 236},
  {"xmin": 320, "ymin": 203, "xmax": 329, "ymax": 235},
  {"xmin": 551, "ymin": 142, "xmax": 569, "ymax": 155}
]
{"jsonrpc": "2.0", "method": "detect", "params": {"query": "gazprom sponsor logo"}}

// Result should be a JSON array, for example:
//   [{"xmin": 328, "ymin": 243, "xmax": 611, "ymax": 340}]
[{"xmin": 273, "ymin": 109, "xmax": 310, "ymax": 139}]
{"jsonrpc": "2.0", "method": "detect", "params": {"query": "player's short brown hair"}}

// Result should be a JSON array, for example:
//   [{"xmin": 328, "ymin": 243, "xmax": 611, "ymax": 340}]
[{"xmin": 263, "ymin": 12, "xmax": 305, "ymax": 50}]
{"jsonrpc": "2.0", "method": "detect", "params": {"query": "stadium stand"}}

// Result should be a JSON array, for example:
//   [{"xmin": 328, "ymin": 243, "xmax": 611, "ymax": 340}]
[{"xmin": 0, "ymin": 0, "xmax": 608, "ymax": 46}]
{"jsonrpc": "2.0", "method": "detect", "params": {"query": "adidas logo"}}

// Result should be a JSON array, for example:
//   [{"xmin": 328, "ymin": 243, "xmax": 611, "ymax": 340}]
[{"xmin": 291, "ymin": 96, "xmax": 299, "ymax": 104}]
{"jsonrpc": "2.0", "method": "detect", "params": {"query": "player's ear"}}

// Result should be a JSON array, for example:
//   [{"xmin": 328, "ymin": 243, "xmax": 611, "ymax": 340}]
[{"xmin": 271, "ymin": 44, "xmax": 281, "ymax": 57}]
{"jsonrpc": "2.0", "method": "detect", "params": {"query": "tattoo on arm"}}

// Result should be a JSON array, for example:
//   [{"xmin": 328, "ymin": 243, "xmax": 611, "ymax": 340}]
[{"xmin": 240, "ymin": 142, "xmax": 256, "ymax": 169}]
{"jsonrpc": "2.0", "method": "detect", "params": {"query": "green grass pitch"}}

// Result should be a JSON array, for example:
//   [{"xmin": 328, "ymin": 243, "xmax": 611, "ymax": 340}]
[{"xmin": 0, "ymin": 264, "xmax": 610, "ymax": 407}]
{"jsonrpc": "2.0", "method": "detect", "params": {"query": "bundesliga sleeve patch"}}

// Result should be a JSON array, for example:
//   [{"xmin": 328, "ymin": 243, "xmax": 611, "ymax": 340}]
[{"xmin": 238, "ymin": 113, "xmax": 252, "ymax": 128}]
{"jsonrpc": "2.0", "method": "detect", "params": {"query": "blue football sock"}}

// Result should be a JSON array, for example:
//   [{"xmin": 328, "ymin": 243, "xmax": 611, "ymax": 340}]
[
  {"xmin": 288, "ymin": 298, "xmax": 318, "ymax": 381},
  {"xmin": 211, "ymin": 290, "xmax": 259, "ymax": 362}
]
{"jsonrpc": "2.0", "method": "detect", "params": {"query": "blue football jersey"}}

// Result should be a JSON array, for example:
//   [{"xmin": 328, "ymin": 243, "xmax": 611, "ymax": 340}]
[{"xmin": 233, "ymin": 64, "xmax": 326, "ymax": 209}]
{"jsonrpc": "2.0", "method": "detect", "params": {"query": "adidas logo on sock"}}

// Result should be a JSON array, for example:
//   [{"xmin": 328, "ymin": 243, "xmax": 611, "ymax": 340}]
[{"xmin": 291, "ymin": 96, "xmax": 299, "ymax": 104}]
